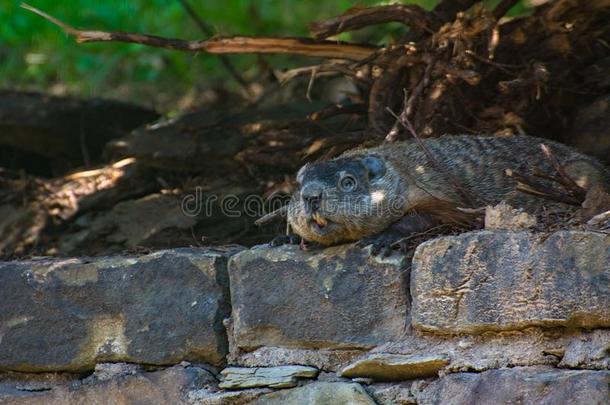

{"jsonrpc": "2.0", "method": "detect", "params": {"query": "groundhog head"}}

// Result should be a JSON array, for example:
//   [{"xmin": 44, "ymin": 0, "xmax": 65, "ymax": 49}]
[{"xmin": 288, "ymin": 155, "xmax": 405, "ymax": 245}]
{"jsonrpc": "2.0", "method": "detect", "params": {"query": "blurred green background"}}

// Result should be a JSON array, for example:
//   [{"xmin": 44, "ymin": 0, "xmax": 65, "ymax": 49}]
[{"xmin": 2, "ymin": 1, "xmax": 529, "ymax": 110}]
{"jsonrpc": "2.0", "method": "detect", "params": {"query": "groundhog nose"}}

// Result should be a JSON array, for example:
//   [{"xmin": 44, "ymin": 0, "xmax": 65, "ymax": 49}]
[{"xmin": 301, "ymin": 183, "xmax": 322, "ymax": 209}]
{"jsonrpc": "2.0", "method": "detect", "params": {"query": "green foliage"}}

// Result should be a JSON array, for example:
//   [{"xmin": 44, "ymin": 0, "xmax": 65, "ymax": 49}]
[{"xmin": 2, "ymin": 1, "xmax": 527, "ymax": 107}]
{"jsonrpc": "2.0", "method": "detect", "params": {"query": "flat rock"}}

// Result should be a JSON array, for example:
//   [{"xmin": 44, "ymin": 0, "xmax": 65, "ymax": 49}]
[
  {"xmin": 417, "ymin": 367, "xmax": 610, "ymax": 405},
  {"xmin": 252, "ymin": 381, "xmax": 376, "ymax": 405},
  {"xmin": 340, "ymin": 354, "xmax": 449, "ymax": 381},
  {"xmin": 219, "ymin": 365, "xmax": 318, "ymax": 389},
  {"xmin": 232, "ymin": 346, "xmax": 364, "ymax": 372},
  {"xmin": 411, "ymin": 231, "xmax": 610, "ymax": 334},
  {"xmin": 0, "ymin": 248, "xmax": 241, "ymax": 372},
  {"xmin": 229, "ymin": 244, "xmax": 410, "ymax": 350}
]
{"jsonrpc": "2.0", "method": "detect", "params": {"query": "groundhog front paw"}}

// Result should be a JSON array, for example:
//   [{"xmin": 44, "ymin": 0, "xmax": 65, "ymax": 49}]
[
  {"xmin": 356, "ymin": 231, "xmax": 402, "ymax": 257},
  {"xmin": 269, "ymin": 234, "xmax": 301, "ymax": 247},
  {"xmin": 269, "ymin": 235, "xmax": 323, "ymax": 252}
]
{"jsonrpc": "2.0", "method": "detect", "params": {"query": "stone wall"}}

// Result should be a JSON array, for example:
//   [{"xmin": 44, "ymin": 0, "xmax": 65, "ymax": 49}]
[{"xmin": 1, "ymin": 230, "xmax": 609, "ymax": 404}]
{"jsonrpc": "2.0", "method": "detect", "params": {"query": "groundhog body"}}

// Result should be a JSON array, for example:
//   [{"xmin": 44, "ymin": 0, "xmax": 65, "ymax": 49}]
[{"xmin": 288, "ymin": 135, "xmax": 610, "ymax": 245}]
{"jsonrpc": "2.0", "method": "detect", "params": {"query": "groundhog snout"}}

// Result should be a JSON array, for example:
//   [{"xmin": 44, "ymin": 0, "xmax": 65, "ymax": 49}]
[{"xmin": 300, "ymin": 183, "xmax": 323, "ymax": 212}]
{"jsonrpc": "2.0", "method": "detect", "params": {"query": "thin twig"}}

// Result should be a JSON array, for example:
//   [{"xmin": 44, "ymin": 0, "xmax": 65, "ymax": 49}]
[
  {"xmin": 277, "ymin": 65, "xmax": 339, "ymax": 84},
  {"xmin": 254, "ymin": 204, "xmax": 288, "ymax": 226},
  {"xmin": 21, "ymin": 3, "xmax": 376, "ymax": 60},
  {"xmin": 492, "ymin": 0, "xmax": 520, "ymax": 20},
  {"xmin": 276, "ymin": 63, "xmax": 362, "ymax": 85},
  {"xmin": 176, "ymin": 0, "xmax": 248, "ymax": 88},
  {"xmin": 306, "ymin": 66, "xmax": 317, "ymax": 102},
  {"xmin": 385, "ymin": 55, "xmax": 434, "ymax": 143},
  {"xmin": 406, "ymin": 57, "xmax": 436, "ymax": 116},
  {"xmin": 464, "ymin": 50, "xmax": 516, "ymax": 75}
]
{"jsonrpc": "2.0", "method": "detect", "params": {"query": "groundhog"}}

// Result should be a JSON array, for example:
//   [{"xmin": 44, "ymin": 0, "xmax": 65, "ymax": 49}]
[{"xmin": 285, "ymin": 135, "xmax": 610, "ymax": 252}]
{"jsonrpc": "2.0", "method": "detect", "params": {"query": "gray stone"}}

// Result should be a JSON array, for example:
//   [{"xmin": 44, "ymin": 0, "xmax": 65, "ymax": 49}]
[
  {"xmin": 560, "ymin": 329, "xmax": 610, "ymax": 369},
  {"xmin": 232, "ymin": 346, "xmax": 363, "ymax": 372},
  {"xmin": 340, "ymin": 354, "xmax": 449, "ymax": 381},
  {"xmin": 370, "ymin": 328, "xmax": 610, "ymax": 374},
  {"xmin": 484, "ymin": 202, "xmax": 537, "ymax": 230},
  {"xmin": 411, "ymin": 231, "xmax": 610, "ymax": 334},
  {"xmin": 0, "ymin": 371, "xmax": 78, "ymax": 396},
  {"xmin": 187, "ymin": 387, "xmax": 271, "ymax": 405},
  {"xmin": 0, "ymin": 248, "xmax": 241, "ymax": 372},
  {"xmin": 229, "ymin": 244, "xmax": 409, "ymax": 350},
  {"xmin": 219, "ymin": 365, "xmax": 318, "ymax": 389},
  {"xmin": 92, "ymin": 363, "xmax": 142, "ymax": 381},
  {"xmin": 252, "ymin": 381, "xmax": 377, "ymax": 405},
  {"xmin": 0, "ymin": 364, "xmax": 214, "ymax": 405},
  {"xmin": 417, "ymin": 367, "xmax": 610, "ymax": 405},
  {"xmin": 365, "ymin": 382, "xmax": 423, "ymax": 405}
]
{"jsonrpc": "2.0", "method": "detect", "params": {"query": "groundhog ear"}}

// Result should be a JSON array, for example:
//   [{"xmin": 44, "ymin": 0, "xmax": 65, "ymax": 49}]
[{"xmin": 362, "ymin": 155, "xmax": 386, "ymax": 180}]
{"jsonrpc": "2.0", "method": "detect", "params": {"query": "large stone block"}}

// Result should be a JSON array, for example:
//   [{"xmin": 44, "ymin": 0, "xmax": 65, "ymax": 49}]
[
  {"xmin": 0, "ymin": 248, "xmax": 240, "ymax": 372},
  {"xmin": 411, "ymin": 231, "xmax": 610, "ymax": 334},
  {"xmin": 0, "ymin": 364, "xmax": 214, "ymax": 405},
  {"xmin": 418, "ymin": 367, "xmax": 610, "ymax": 405},
  {"xmin": 228, "ymin": 244, "xmax": 410, "ymax": 350}
]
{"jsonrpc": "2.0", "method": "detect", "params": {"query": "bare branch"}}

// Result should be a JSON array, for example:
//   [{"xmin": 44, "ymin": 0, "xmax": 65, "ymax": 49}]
[{"xmin": 21, "ymin": 3, "xmax": 377, "ymax": 60}]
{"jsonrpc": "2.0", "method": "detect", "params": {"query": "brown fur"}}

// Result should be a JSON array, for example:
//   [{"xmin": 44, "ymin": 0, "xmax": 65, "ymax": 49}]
[{"xmin": 288, "ymin": 135, "xmax": 610, "ymax": 245}]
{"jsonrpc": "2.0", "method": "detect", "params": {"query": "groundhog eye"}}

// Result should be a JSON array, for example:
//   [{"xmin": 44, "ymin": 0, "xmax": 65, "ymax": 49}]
[{"xmin": 338, "ymin": 174, "xmax": 357, "ymax": 192}]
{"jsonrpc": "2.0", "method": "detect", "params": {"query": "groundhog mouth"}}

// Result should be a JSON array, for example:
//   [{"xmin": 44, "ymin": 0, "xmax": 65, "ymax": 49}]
[{"xmin": 308, "ymin": 212, "xmax": 335, "ymax": 233}]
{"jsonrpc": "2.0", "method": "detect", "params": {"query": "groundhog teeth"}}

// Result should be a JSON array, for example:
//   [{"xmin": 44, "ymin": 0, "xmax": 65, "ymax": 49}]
[{"xmin": 313, "ymin": 213, "xmax": 327, "ymax": 226}]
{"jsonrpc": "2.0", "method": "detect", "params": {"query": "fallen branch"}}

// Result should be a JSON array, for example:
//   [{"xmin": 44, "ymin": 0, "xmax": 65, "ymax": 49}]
[
  {"xmin": 21, "ymin": 3, "xmax": 377, "ymax": 60},
  {"xmin": 506, "ymin": 169, "xmax": 582, "ymax": 206},
  {"xmin": 540, "ymin": 144, "xmax": 587, "ymax": 201},
  {"xmin": 505, "ymin": 144, "xmax": 588, "ymax": 206}
]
